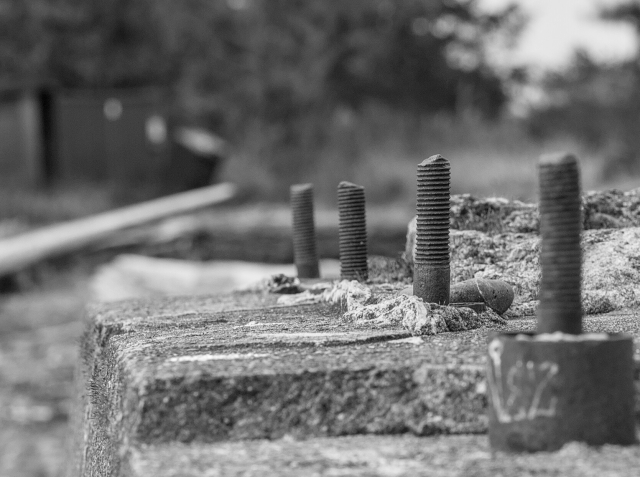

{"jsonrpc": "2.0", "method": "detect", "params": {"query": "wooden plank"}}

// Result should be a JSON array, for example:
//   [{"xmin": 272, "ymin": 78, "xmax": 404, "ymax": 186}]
[{"xmin": 0, "ymin": 182, "xmax": 236, "ymax": 276}]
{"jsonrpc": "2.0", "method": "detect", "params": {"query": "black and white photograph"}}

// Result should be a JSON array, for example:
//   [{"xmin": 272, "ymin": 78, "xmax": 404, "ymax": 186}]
[{"xmin": 1, "ymin": 0, "xmax": 640, "ymax": 476}]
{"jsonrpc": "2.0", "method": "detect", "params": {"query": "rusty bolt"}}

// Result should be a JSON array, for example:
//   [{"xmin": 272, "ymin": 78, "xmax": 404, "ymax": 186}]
[
  {"xmin": 290, "ymin": 183, "xmax": 320, "ymax": 279},
  {"xmin": 413, "ymin": 155, "xmax": 450, "ymax": 305},
  {"xmin": 487, "ymin": 153, "xmax": 636, "ymax": 452},
  {"xmin": 537, "ymin": 153, "xmax": 582, "ymax": 334},
  {"xmin": 338, "ymin": 181, "xmax": 368, "ymax": 281}
]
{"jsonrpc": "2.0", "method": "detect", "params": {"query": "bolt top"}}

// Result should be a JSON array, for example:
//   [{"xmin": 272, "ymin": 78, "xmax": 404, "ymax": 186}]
[
  {"xmin": 419, "ymin": 154, "xmax": 448, "ymax": 166},
  {"xmin": 338, "ymin": 181, "xmax": 364, "ymax": 190},
  {"xmin": 539, "ymin": 152, "xmax": 577, "ymax": 166},
  {"xmin": 291, "ymin": 183, "xmax": 313, "ymax": 193}
]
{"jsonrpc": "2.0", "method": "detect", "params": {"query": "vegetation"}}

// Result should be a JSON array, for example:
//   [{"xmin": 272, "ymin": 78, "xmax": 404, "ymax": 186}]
[
  {"xmin": 0, "ymin": 4, "xmax": 639, "ymax": 476},
  {"xmin": 0, "ymin": 0, "xmax": 532, "ymax": 201},
  {"xmin": 0, "ymin": 0, "xmax": 638, "ymax": 204},
  {"xmin": 527, "ymin": 1, "xmax": 640, "ymax": 183}
]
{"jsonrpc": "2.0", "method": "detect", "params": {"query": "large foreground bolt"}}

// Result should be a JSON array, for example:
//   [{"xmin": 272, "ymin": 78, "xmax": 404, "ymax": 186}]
[
  {"xmin": 537, "ymin": 153, "xmax": 582, "ymax": 334},
  {"xmin": 413, "ymin": 155, "xmax": 450, "ymax": 304},
  {"xmin": 487, "ymin": 153, "xmax": 635, "ymax": 452},
  {"xmin": 338, "ymin": 181, "xmax": 368, "ymax": 281},
  {"xmin": 290, "ymin": 183, "xmax": 320, "ymax": 279}
]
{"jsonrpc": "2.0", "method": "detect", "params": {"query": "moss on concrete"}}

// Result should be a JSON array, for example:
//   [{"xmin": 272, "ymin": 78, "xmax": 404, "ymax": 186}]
[{"xmin": 275, "ymin": 279, "xmax": 506, "ymax": 335}]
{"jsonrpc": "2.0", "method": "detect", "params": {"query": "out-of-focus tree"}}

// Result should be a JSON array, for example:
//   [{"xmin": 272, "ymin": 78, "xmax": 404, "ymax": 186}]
[
  {"xmin": 0, "ymin": 0, "xmax": 523, "ymax": 183},
  {"xmin": 0, "ymin": 0, "xmax": 522, "ymax": 112},
  {"xmin": 527, "ymin": 1, "xmax": 640, "ymax": 179},
  {"xmin": 528, "ymin": 51, "xmax": 638, "ymax": 145},
  {"xmin": 0, "ymin": 0, "xmax": 48, "ymax": 80}
]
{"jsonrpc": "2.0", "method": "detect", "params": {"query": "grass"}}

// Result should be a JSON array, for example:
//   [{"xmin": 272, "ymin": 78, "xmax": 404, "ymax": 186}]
[{"xmin": 223, "ymin": 104, "xmax": 638, "ymax": 207}]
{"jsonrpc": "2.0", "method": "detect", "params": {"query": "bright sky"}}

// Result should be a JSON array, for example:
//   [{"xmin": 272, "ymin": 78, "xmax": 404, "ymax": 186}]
[{"xmin": 479, "ymin": 0, "xmax": 637, "ymax": 70}]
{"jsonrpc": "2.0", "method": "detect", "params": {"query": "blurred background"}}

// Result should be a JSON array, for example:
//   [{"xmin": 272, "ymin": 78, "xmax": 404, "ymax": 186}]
[
  {"xmin": 3, "ymin": 0, "xmax": 640, "ymax": 208},
  {"xmin": 1, "ymin": 0, "xmax": 640, "ymax": 475}
]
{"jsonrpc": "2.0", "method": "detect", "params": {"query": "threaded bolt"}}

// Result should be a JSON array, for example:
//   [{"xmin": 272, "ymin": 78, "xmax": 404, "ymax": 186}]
[
  {"xmin": 338, "ymin": 181, "xmax": 368, "ymax": 281},
  {"xmin": 290, "ymin": 183, "xmax": 320, "ymax": 279},
  {"xmin": 537, "ymin": 153, "xmax": 582, "ymax": 334},
  {"xmin": 413, "ymin": 154, "xmax": 450, "ymax": 305}
]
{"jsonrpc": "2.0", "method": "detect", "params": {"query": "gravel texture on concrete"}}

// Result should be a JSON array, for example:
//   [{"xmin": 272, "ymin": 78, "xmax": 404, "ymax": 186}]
[
  {"xmin": 405, "ymin": 225, "xmax": 640, "ymax": 317},
  {"xmin": 125, "ymin": 435, "xmax": 640, "ymax": 477},
  {"xmin": 402, "ymin": 189, "xmax": 640, "ymax": 318},
  {"xmin": 275, "ymin": 279, "xmax": 506, "ymax": 336},
  {"xmin": 71, "ymin": 291, "xmax": 640, "ymax": 476},
  {"xmin": 68, "ymin": 189, "xmax": 640, "ymax": 476},
  {"xmin": 444, "ymin": 188, "xmax": 640, "ymax": 235}
]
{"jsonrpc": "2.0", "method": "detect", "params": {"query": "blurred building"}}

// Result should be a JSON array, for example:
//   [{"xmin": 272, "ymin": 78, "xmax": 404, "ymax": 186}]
[
  {"xmin": 54, "ymin": 88, "xmax": 170, "ymax": 187},
  {"xmin": 0, "ymin": 85, "xmax": 227, "ymax": 193},
  {"xmin": 0, "ymin": 82, "xmax": 52, "ymax": 187},
  {"xmin": 165, "ymin": 126, "xmax": 229, "ymax": 193}
]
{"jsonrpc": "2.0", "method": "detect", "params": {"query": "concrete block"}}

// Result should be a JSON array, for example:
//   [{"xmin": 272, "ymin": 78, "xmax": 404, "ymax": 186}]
[
  {"xmin": 125, "ymin": 435, "xmax": 640, "ymax": 477},
  {"xmin": 70, "ymin": 292, "xmax": 640, "ymax": 476}
]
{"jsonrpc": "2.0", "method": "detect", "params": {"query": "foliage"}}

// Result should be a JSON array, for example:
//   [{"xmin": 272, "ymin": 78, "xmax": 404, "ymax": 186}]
[
  {"xmin": 528, "ymin": 52, "xmax": 640, "ymax": 146},
  {"xmin": 0, "ymin": 1, "xmax": 521, "ymax": 115},
  {"xmin": 0, "ymin": 0, "xmax": 522, "ymax": 189},
  {"xmin": 527, "ymin": 1, "xmax": 640, "ymax": 179}
]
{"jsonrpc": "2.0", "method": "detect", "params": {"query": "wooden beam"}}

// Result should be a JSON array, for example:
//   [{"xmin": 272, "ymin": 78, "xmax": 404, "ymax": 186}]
[{"xmin": 0, "ymin": 182, "xmax": 236, "ymax": 276}]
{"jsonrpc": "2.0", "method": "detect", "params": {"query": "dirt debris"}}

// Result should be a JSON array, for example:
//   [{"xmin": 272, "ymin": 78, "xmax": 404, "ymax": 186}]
[
  {"xmin": 407, "ymin": 224, "xmax": 640, "ymax": 318},
  {"xmin": 270, "ymin": 189, "xmax": 640, "ymax": 331},
  {"xmin": 406, "ymin": 189, "xmax": 640, "ymax": 260},
  {"xmin": 583, "ymin": 188, "xmax": 640, "ymax": 229},
  {"xmin": 277, "ymin": 279, "xmax": 505, "ymax": 336}
]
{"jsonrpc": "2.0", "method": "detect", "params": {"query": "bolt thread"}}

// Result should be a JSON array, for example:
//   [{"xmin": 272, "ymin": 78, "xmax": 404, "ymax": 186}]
[
  {"xmin": 413, "ymin": 155, "xmax": 450, "ymax": 304},
  {"xmin": 290, "ymin": 183, "xmax": 319, "ymax": 278},
  {"xmin": 338, "ymin": 181, "xmax": 368, "ymax": 281},
  {"xmin": 415, "ymin": 155, "xmax": 450, "ymax": 265},
  {"xmin": 537, "ymin": 152, "xmax": 582, "ymax": 334}
]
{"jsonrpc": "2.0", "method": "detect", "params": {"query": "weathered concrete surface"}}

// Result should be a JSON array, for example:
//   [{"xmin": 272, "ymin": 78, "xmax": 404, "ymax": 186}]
[
  {"xmin": 403, "ymin": 189, "xmax": 640, "ymax": 318},
  {"xmin": 71, "ymin": 291, "xmax": 640, "ymax": 476},
  {"xmin": 125, "ymin": 435, "xmax": 640, "ymax": 477},
  {"xmin": 405, "ymin": 226, "xmax": 640, "ymax": 317},
  {"xmin": 276, "ymin": 280, "xmax": 506, "ymax": 336},
  {"xmin": 440, "ymin": 188, "xmax": 640, "ymax": 236}
]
